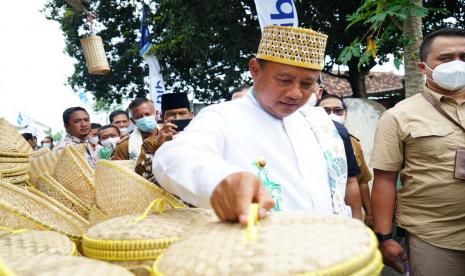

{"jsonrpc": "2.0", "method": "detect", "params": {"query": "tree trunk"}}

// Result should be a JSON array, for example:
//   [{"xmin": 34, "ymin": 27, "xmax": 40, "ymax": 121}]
[
  {"xmin": 403, "ymin": 0, "xmax": 424, "ymax": 98},
  {"xmin": 347, "ymin": 61, "xmax": 368, "ymax": 98}
]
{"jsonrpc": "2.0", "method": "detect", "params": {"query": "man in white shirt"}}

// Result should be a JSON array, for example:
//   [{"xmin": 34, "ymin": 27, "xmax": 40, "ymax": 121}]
[{"xmin": 154, "ymin": 26, "xmax": 350, "ymax": 223}]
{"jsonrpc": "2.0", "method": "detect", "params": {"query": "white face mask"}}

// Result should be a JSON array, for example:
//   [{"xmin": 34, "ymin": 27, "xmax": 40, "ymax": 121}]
[
  {"xmin": 307, "ymin": 92, "xmax": 318, "ymax": 107},
  {"xmin": 42, "ymin": 143, "xmax": 52, "ymax": 149},
  {"xmin": 100, "ymin": 137, "xmax": 120, "ymax": 150},
  {"xmin": 88, "ymin": 135, "xmax": 99, "ymax": 145},
  {"xmin": 424, "ymin": 60, "xmax": 465, "ymax": 92},
  {"xmin": 119, "ymin": 128, "xmax": 128, "ymax": 135},
  {"xmin": 329, "ymin": 113, "xmax": 345, "ymax": 125}
]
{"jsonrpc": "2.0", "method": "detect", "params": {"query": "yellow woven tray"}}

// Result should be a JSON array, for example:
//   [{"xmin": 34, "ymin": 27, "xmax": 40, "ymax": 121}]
[
  {"xmin": 52, "ymin": 145, "xmax": 95, "ymax": 205},
  {"xmin": 0, "ymin": 229, "xmax": 77, "ymax": 257},
  {"xmin": 0, "ymin": 180, "xmax": 88, "ymax": 241},
  {"xmin": 94, "ymin": 160, "xmax": 186, "ymax": 218},
  {"xmin": 0, "ymin": 162, "xmax": 29, "ymax": 175},
  {"xmin": 154, "ymin": 210, "xmax": 383, "ymax": 276},
  {"xmin": 83, "ymin": 204, "xmax": 214, "ymax": 261},
  {"xmin": 36, "ymin": 173, "xmax": 91, "ymax": 219},
  {"xmin": 0, "ymin": 118, "xmax": 34, "ymax": 157}
]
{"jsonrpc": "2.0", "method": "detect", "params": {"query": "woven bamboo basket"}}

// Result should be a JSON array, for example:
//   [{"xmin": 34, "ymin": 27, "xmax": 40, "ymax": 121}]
[
  {"xmin": 154, "ymin": 210, "xmax": 383, "ymax": 276},
  {"xmin": 0, "ymin": 180, "xmax": 88, "ymax": 241},
  {"xmin": 52, "ymin": 145, "xmax": 95, "ymax": 205},
  {"xmin": 111, "ymin": 160, "xmax": 136, "ymax": 171},
  {"xmin": 1, "ymin": 166, "xmax": 29, "ymax": 177},
  {"xmin": 36, "ymin": 173, "xmax": 91, "ymax": 220},
  {"xmin": 82, "ymin": 202, "xmax": 215, "ymax": 273},
  {"xmin": 0, "ymin": 229, "xmax": 77, "ymax": 257},
  {"xmin": 28, "ymin": 148, "xmax": 60, "ymax": 186},
  {"xmin": 0, "ymin": 253, "xmax": 132, "ymax": 276},
  {"xmin": 32, "ymin": 146, "xmax": 51, "ymax": 158},
  {"xmin": 0, "ymin": 162, "xmax": 29, "ymax": 175},
  {"xmin": 88, "ymin": 204, "xmax": 109, "ymax": 227},
  {"xmin": 80, "ymin": 35, "xmax": 110, "ymax": 75},
  {"xmin": 25, "ymin": 186, "xmax": 90, "ymax": 229},
  {"xmin": 94, "ymin": 160, "xmax": 186, "ymax": 218},
  {"xmin": 0, "ymin": 118, "xmax": 34, "ymax": 157},
  {"xmin": 2, "ymin": 174, "xmax": 29, "ymax": 184},
  {"xmin": 0, "ymin": 156, "xmax": 29, "ymax": 163}
]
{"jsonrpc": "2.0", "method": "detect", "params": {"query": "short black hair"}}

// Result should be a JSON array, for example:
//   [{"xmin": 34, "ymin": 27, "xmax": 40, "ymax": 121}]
[
  {"xmin": 43, "ymin": 136, "xmax": 54, "ymax": 144},
  {"xmin": 316, "ymin": 93, "xmax": 347, "ymax": 109},
  {"xmin": 420, "ymin": 28, "xmax": 465, "ymax": 62},
  {"xmin": 62, "ymin": 107, "xmax": 88, "ymax": 125},
  {"xmin": 128, "ymin": 98, "xmax": 153, "ymax": 111},
  {"xmin": 91, "ymin": 123, "xmax": 102, "ymax": 129},
  {"xmin": 97, "ymin": 125, "xmax": 120, "ymax": 140},
  {"xmin": 21, "ymin": 133, "xmax": 33, "ymax": 141},
  {"xmin": 109, "ymin": 110, "xmax": 129, "ymax": 123},
  {"xmin": 227, "ymin": 85, "xmax": 250, "ymax": 101}
]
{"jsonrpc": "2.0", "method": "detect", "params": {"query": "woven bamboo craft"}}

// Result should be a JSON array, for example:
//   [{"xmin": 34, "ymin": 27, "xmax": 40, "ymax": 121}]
[
  {"xmin": 154, "ymin": 211, "xmax": 383, "ymax": 276},
  {"xmin": 28, "ymin": 148, "xmax": 60, "ymax": 186},
  {"xmin": 31, "ymin": 147, "xmax": 51, "ymax": 158},
  {"xmin": 25, "ymin": 186, "xmax": 90, "ymax": 229},
  {"xmin": 0, "ymin": 162, "xmax": 29, "ymax": 175},
  {"xmin": 80, "ymin": 35, "xmax": 110, "ymax": 75},
  {"xmin": 0, "ymin": 254, "xmax": 132, "ymax": 276},
  {"xmin": 83, "ymin": 207, "xmax": 215, "ymax": 262},
  {"xmin": 36, "ymin": 173, "xmax": 91, "ymax": 220},
  {"xmin": 94, "ymin": 160, "xmax": 186, "ymax": 218},
  {"xmin": 0, "ymin": 118, "xmax": 34, "ymax": 157},
  {"xmin": 0, "ymin": 180, "xmax": 87, "ymax": 241},
  {"xmin": 0, "ymin": 230, "xmax": 77, "ymax": 257},
  {"xmin": 256, "ymin": 25, "xmax": 328, "ymax": 70},
  {"xmin": 52, "ymin": 145, "xmax": 95, "ymax": 205}
]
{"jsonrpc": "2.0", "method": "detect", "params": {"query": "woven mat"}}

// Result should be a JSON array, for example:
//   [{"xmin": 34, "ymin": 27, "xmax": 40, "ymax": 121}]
[
  {"xmin": 0, "ymin": 253, "xmax": 132, "ymax": 276},
  {"xmin": 0, "ymin": 230, "xmax": 76, "ymax": 257},
  {"xmin": 155, "ymin": 211, "xmax": 382, "ymax": 276},
  {"xmin": 94, "ymin": 160, "xmax": 186, "ymax": 218},
  {"xmin": 0, "ymin": 118, "xmax": 34, "ymax": 157}
]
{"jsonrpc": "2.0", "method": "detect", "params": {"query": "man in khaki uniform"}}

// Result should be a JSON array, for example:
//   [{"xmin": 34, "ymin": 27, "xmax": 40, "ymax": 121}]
[{"xmin": 371, "ymin": 28, "xmax": 465, "ymax": 275}]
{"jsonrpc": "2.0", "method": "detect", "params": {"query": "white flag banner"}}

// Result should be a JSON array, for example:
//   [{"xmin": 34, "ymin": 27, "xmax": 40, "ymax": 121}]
[
  {"xmin": 144, "ymin": 55, "xmax": 165, "ymax": 113},
  {"xmin": 254, "ymin": 0, "xmax": 298, "ymax": 32}
]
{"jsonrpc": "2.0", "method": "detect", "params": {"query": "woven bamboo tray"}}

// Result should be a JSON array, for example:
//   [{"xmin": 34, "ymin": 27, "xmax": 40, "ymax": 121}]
[
  {"xmin": 94, "ymin": 160, "xmax": 186, "ymax": 218},
  {"xmin": 0, "ymin": 162, "xmax": 29, "ymax": 175},
  {"xmin": 0, "ymin": 118, "xmax": 34, "ymax": 157},
  {"xmin": 0, "ymin": 180, "xmax": 88, "ymax": 241},
  {"xmin": 2, "ymin": 174, "xmax": 29, "ymax": 184},
  {"xmin": 36, "ymin": 173, "xmax": 91, "ymax": 220},
  {"xmin": 82, "ymin": 206, "xmax": 215, "ymax": 262},
  {"xmin": 0, "ymin": 156, "xmax": 29, "ymax": 163},
  {"xmin": 32, "ymin": 146, "xmax": 51, "ymax": 158},
  {"xmin": 52, "ymin": 145, "xmax": 95, "ymax": 205},
  {"xmin": 0, "ymin": 229, "xmax": 77, "ymax": 257},
  {"xmin": 0, "ymin": 253, "xmax": 132, "ymax": 276},
  {"xmin": 154, "ymin": 210, "xmax": 383, "ymax": 276},
  {"xmin": 28, "ymin": 148, "xmax": 60, "ymax": 186}
]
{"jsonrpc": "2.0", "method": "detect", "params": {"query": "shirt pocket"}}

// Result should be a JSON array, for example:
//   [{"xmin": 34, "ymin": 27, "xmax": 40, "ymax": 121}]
[{"xmin": 406, "ymin": 125, "xmax": 456, "ymax": 159}]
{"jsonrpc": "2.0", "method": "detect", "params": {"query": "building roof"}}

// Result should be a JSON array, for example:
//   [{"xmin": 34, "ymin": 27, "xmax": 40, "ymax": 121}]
[{"xmin": 321, "ymin": 71, "xmax": 404, "ymax": 97}]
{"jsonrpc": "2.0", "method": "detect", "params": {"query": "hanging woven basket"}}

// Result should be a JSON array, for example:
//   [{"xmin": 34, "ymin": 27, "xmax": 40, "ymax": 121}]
[{"xmin": 80, "ymin": 35, "xmax": 110, "ymax": 75}]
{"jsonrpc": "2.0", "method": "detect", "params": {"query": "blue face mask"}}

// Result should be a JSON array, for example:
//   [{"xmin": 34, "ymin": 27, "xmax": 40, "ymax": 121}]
[{"xmin": 135, "ymin": 116, "xmax": 157, "ymax": 133}]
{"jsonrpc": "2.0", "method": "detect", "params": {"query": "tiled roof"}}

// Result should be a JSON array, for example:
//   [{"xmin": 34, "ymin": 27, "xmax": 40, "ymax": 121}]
[{"xmin": 321, "ymin": 71, "xmax": 404, "ymax": 96}]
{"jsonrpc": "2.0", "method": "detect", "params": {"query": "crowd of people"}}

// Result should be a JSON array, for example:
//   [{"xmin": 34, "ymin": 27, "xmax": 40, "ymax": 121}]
[{"xmin": 16, "ymin": 25, "xmax": 465, "ymax": 276}]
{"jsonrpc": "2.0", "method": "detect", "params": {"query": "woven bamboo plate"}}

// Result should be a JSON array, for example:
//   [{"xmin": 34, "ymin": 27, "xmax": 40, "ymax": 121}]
[
  {"xmin": 1, "ymin": 166, "xmax": 29, "ymax": 177},
  {"xmin": 28, "ymin": 148, "xmax": 60, "ymax": 186},
  {"xmin": 52, "ymin": 145, "xmax": 95, "ymax": 205},
  {"xmin": 83, "ymin": 204, "xmax": 215, "ymax": 262},
  {"xmin": 154, "ymin": 210, "xmax": 383, "ymax": 276},
  {"xmin": 0, "ymin": 180, "xmax": 88, "ymax": 241},
  {"xmin": 31, "ymin": 146, "xmax": 51, "ymax": 158},
  {"xmin": 0, "ymin": 156, "xmax": 29, "ymax": 163},
  {"xmin": 0, "ymin": 162, "xmax": 29, "ymax": 175},
  {"xmin": 36, "ymin": 173, "xmax": 91, "ymax": 220},
  {"xmin": 25, "ymin": 186, "xmax": 90, "ymax": 229},
  {"xmin": 2, "ymin": 174, "xmax": 29, "ymax": 184},
  {"xmin": 0, "ymin": 253, "xmax": 132, "ymax": 276},
  {"xmin": 94, "ymin": 160, "xmax": 186, "ymax": 218},
  {"xmin": 0, "ymin": 229, "xmax": 77, "ymax": 257},
  {"xmin": 0, "ymin": 118, "xmax": 34, "ymax": 157}
]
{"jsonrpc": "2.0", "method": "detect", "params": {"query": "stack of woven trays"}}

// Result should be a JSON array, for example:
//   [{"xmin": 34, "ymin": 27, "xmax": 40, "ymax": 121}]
[
  {"xmin": 0, "ymin": 118, "xmax": 33, "ymax": 186},
  {"xmin": 82, "ymin": 202, "xmax": 215, "ymax": 275},
  {"xmin": 0, "ymin": 229, "xmax": 132, "ymax": 275},
  {"xmin": 154, "ymin": 210, "xmax": 383, "ymax": 276}
]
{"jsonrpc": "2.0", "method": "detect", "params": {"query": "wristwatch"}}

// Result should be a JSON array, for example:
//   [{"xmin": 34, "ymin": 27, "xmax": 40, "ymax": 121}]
[{"xmin": 375, "ymin": 232, "xmax": 393, "ymax": 243}]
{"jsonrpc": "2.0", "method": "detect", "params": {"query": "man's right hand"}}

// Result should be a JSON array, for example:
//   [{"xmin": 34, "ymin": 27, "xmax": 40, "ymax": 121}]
[
  {"xmin": 210, "ymin": 172, "xmax": 275, "ymax": 224},
  {"xmin": 154, "ymin": 119, "xmax": 177, "ymax": 148},
  {"xmin": 379, "ymin": 239, "xmax": 409, "ymax": 273}
]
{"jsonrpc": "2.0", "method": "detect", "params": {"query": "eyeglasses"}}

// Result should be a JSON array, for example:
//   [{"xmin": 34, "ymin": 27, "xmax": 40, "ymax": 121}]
[{"xmin": 323, "ymin": 107, "xmax": 346, "ymax": 116}]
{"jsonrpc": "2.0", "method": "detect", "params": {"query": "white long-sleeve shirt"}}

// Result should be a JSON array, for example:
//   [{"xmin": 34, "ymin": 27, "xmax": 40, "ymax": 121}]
[{"xmin": 153, "ymin": 93, "xmax": 333, "ymax": 213}]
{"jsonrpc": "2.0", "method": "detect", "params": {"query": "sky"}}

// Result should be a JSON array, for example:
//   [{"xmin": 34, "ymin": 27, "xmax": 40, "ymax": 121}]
[{"xmin": 0, "ymin": 0, "xmax": 403, "ymax": 139}]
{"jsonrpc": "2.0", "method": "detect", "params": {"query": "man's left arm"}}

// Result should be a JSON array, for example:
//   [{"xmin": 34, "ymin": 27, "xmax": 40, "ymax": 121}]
[{"xmin": 346, "ymin": 176, "xmax": 362, "ymax": 219}]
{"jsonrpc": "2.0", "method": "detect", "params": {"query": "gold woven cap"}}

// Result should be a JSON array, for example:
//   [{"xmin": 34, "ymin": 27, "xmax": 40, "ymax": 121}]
[
  {"xmin": 94, "ymin": 160, "xmax": 186, "ymax": 218},
  {"xmin": 154, "ymin": 211, "xmax": 382, "ymax": 276},
  {"xmin": 0, "ymin": 118, "xmax": 34, "ymax": 157},
  {"xmin": 0, "ymin": 230, "xmax": 77, "ymax": 257},
  {"xmin": 0, "ymin": 253, "xmax": 132, "ymax": 276},
  {"xmin": 256, "ymin": 25, "xmax": 328, "ymax": 70},
  {"xmin": 83, "ymin": 208, "xmax": 215, "ymax": 261}
]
